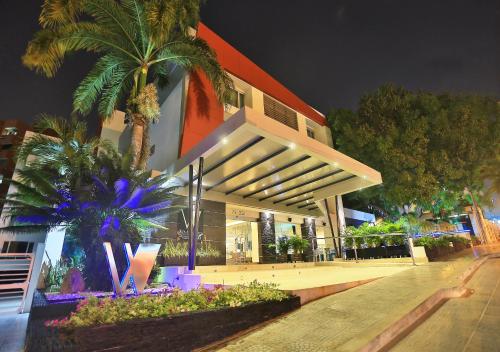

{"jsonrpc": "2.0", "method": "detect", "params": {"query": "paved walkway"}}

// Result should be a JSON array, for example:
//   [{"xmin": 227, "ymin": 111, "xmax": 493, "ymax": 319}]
[
  {"xmin": 0, "ymin": 312, "xmax": 28, "ymax": 352},
  {"xmin": 392, "ymin": 257, "xmax": 500, "ymax": 352},
  {"xmin": 218, "ymin": 254, "xmax": 477, "ymax": 352},
  {"xmin": 200, "ymin": 263, "xmax": 411, "ymax": 290}
]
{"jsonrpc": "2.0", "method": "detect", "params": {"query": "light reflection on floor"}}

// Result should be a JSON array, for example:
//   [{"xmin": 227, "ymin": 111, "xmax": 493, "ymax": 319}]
[{"xmin": 199, "ymin": 263, "xmax": 412, "ymax": 290}]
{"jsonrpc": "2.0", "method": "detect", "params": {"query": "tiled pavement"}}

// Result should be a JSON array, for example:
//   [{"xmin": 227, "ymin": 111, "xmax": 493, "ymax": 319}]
[
  {"xmin": 218, "ymin": 254, "xmax": 478, "ymax": 352},
  {"xmin": 0, "ymin": 312, "xmax": 28, "ymax": 352},
  {"xmin": 392, "ymin": 257, "xmax": 500, "ymax": 352}
]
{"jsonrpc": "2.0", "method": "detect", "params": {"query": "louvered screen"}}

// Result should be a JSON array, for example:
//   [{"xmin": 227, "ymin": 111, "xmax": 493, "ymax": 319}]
[{"xmin": 263, "ymin": 95, "xmax": 299, "ymax": 130}]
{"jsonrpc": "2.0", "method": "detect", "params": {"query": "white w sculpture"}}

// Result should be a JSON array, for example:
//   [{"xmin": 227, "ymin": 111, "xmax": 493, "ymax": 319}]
[{"xmin": 103, "ymin": 242, "xmax": 161, "ymax": 296}]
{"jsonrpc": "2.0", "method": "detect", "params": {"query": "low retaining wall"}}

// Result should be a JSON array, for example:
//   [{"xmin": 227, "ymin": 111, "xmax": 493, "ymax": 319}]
[
  {"xmin": 25, "ymin": 296, "xmax": 300, "ymax": 352},
  {"xmin": 285, "ymin": 277, "xmax": 380, "ymax": 304},
  {"xmin": 345, "ymin": 245, "xmax": 410, "ymax": 260}
]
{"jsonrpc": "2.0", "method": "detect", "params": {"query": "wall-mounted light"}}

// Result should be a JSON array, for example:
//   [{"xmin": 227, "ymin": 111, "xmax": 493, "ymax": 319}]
[
  {"xmin": 289, "ymin": 143, "xmax": 296, "ymax": 149},
  {"xmin": 222, "ymin": 137, "xmax": 228, "ymax": 145}
]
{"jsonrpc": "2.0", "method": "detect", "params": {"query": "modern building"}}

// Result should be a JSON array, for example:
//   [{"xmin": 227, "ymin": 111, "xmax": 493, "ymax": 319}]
[
  {"xmin": 0, "ymin": 120, "xmax": 31, "ymax": 212},
  {"xmin": 102, "ymin": 23, "xmax": 382, "ymax": 265}
]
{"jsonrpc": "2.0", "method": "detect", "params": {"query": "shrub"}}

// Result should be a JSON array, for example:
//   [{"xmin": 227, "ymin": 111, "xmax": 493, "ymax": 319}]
[
  {"xmin": 162, "ymin": 240, "xmax": 221, "ymax": 258},
  {"xmin": 414, "ymin": 235, "xmax": 469, "ymax": 249},
  {"xmin": 288, "ymin": 236, "xmax": 310, "ymax": 254},
  {"xmin": 45, "ymin": 281, "xmax": 289, "ymax": 329}
]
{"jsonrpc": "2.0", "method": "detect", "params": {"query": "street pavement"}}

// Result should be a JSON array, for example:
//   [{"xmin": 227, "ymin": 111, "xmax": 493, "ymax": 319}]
[
  {"xmin": 392, "ymin": 257, "xmax": 500, "ymax": 352},
  {"xmin": 218, "ymin": 254, "xmax": 479, "ymax": 352}
]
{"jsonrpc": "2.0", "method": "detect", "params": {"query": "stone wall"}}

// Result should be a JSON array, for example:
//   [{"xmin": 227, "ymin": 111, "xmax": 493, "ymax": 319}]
[
  {"xmin": 301, "ymin": 218, "xmax": 317, "ymax": 262},
  {"xmin": 258, "ymin": 212, "xmax": 276, "ymax": 263}
]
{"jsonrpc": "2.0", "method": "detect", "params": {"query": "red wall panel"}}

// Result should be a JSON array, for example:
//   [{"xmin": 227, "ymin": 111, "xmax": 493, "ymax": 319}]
[{"xmin": 179, "ymin": 23, "xmax": 326, "ymax": 157}]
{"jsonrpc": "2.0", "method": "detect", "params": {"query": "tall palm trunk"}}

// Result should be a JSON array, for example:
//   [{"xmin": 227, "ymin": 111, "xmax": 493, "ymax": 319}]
[
  {"xmin": 137, "ymin": 122, "xmax": 150, "ymax": 170},
  {"xmin": 130, "ymin": 67, "xmax": 148, "ymax": 169},
  {"xmin": 130, "ymin": 113, "xmax": 145, "ymax": 168}
]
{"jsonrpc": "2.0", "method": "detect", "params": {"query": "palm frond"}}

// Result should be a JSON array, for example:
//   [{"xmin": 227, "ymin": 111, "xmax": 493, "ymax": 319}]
[
  {"xmin": 73, "ymin": 54, "xmax": 131, "ymax": 115},
  {"xmin": 83, "ymin": 0, "xmax": 143, "ymax": 58},
  {"xmin": 39, "ymin": 0, "xmax": 84, "ymax": 28},
  {"xmin": 121, "ymin": 0, "xmax": 149, "ymax": 53},
  {"xmin": 97, "ymin": 66, "xmax": 135, "ymax": 117},
  {"xmin": 154, "ymin": 37, "xmax": 233, "ymax": 102}
]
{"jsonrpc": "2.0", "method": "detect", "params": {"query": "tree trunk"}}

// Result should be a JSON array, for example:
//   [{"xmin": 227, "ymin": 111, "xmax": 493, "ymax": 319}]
[
  {"xmin": 467, "ymin": 187, "xmax": 491, "ymax": 244},
  {"xmin": 130, "ymin": 113, "xmax": 145, "ymax": 169},
  {"xmin": 137, "ymin": 122, "xmax": 150, "ymax": 170}
]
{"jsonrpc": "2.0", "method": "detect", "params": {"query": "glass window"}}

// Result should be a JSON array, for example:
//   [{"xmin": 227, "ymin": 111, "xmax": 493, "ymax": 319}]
[
  {"xmin": 227, "ymin": 88, "xmax": 245, "ymax": 109},
  {"xmin": 2, "ymin": 127, "xmax": 18, "ymax": 136},
  {"xmin": 1, "ymin": 241, "xmax": 34, "ymax": 253},
  {"xmin": 226, "ymin": 220, "xmax": 257, "ymax": 264},
  {"xmin": 307, "ymin": 127, "xmax": 315, "ymax": 139}
]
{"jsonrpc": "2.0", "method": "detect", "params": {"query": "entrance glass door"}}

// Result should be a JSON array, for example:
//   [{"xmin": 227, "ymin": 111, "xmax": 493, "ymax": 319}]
[{"xmin": 226, "ymin": 220, "xmax": 259, "ymax": 264}]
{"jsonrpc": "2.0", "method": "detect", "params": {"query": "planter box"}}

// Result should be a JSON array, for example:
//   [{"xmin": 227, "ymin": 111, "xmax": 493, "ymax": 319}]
[
  {"xmin": 386, "ymin": 245, "xmax": 409, "ymax": 258},
  {"xmin": 424, "ymin": 245, "xmax": 455, "ymax": 261},
  {"xmin": 345, "ymin": 246, "xmax": 409, "ymax": 260},
  {"xmin": 26, "ymin": 296, "xmax": 300, "ymax": 352},
  {"xmin": 160, "ymin": 255, "xmax": 224, "ymax": 266}
]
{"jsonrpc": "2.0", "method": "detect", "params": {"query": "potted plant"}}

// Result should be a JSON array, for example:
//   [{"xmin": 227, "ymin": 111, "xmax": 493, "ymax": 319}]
[{"xmin": 288, "ymin": 236, "xmax": 310, "ymax": 262}]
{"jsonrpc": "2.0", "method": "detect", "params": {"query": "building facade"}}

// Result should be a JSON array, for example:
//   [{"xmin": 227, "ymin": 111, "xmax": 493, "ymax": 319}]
[{"xmin": 102, "ymin": 23, "xmax": 382, "ymax": 265}]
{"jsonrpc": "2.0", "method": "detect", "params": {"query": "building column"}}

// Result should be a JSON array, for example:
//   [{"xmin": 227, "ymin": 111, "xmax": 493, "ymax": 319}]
[
  {"xmin": 258, "ymin": 212, "xmax": 276, "ymax": 263},
  {"xmin": 335, "ymin": 195, "xmax": 346, "ymax": 256},
  {"xmin": 301, "ymin": 218, "xmax": 316, "ymax": 262}
]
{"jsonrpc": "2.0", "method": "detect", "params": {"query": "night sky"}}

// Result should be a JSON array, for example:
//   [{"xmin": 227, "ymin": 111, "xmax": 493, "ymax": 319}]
[{"xmin": 0, "ymin": 0, "xmax": 498, "ymax": 131}]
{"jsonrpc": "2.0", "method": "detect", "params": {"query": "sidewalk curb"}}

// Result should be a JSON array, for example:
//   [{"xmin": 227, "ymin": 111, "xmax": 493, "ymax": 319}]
[{"xmin": 359, "ymin": 255, "xmax": 492, "ymax": 352}]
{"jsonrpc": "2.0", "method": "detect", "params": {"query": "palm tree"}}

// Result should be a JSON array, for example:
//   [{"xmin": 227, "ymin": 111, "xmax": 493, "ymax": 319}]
[
  {"xmin": 23, "ymin": 0, "xmax": 233, "ymax": 169},
  {"xmin": 16, "ymin": 114, "xmax": 112, "ymax": 192},
  {"xmin": 2, "ymin": 151, "xmax": 179, "ymax": 290},
  {"xmin": 4, "ymin": 115, "xmax": 180, "ymax": 289}
]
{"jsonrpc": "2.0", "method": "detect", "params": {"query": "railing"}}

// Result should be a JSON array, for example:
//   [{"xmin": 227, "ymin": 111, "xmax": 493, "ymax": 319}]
[
  {"xmin": 158, "ymin": 234, "xmax": 417, "ymax": 267},
  {"xmin": 0, "ymin": 253, "xmax": 34, "ymax": 313},
  {"xmin": 314, "ymin": 233, "xmax": 416, "ymax": 264}
]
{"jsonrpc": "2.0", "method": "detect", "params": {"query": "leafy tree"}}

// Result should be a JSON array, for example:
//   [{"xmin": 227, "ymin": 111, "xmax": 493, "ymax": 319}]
[
  {"xmin": 16, "ymin": 114, "xmax": 111, "ymax": 192},
  {"xmin": 2, "ymin": 155, "xmax": 178, "ymax": 290},
  {"xmin": 2, "ymin": 116, "xmax": 179, "ymax": 290},
  {"xmin": 329, "ymin": 84, "xmax": 499, "ymax": 216},
  {"xmin": 330, "ymin": 85, "xmax": 438, "ymax": 207},
  {"xmin": 427, "ymin": 94, "xmax": 499, "ymax": 195},
  {"xmin": 479, "ymin": 153, "xmax": 500, "ymax": 208},
  {"xmin": 23, "ymin": 0, "xmax": 232, "ymax": 169}
]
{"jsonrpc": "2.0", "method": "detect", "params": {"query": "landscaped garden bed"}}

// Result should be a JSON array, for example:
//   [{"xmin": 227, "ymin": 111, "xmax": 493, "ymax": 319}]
[
  {"xmin": 26, "ymin": 282, "xmax": 300, "ymax": 352},
  {"xmin": 345, "ymin": 245, "xmax": 410, "ymax": 260},
  {"xmin": 414, "ymin": 235, "xmax": 471, "ymax": 261},
  {"xmin": 342, "ymin": 221, "xmax": 411, "ymax": 259}
]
